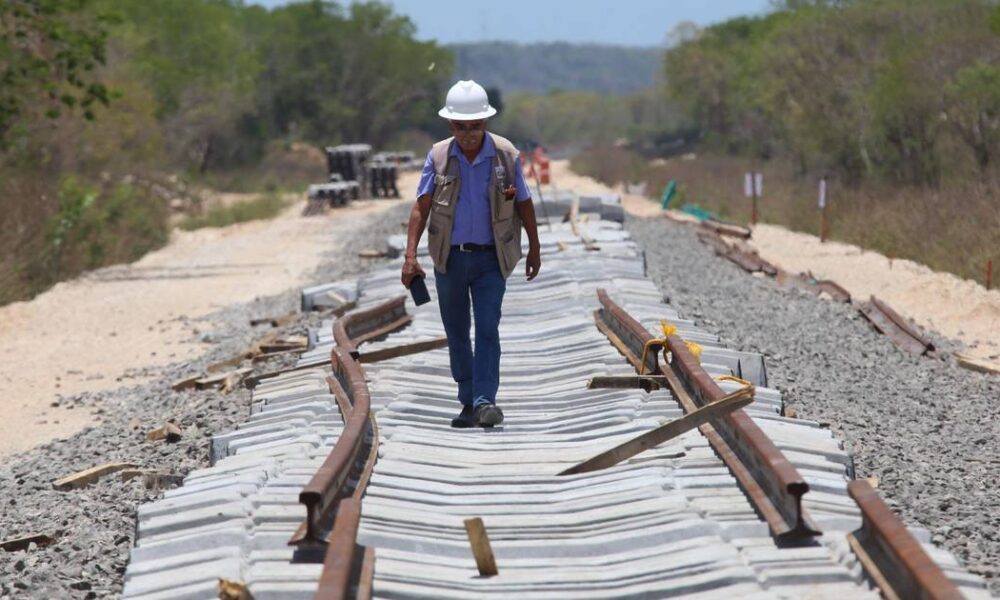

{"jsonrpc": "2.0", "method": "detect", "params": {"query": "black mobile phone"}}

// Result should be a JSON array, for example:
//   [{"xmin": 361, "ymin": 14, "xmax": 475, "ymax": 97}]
[{"xmin": 409, "ymin": 275, "xmax": 430, "ymax": 306}]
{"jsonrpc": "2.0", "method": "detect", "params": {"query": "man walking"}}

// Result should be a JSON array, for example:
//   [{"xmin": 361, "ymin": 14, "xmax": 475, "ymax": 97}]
[{"xmin": 400, "ymin": 80, "xmax": 541, "ymax": 428}]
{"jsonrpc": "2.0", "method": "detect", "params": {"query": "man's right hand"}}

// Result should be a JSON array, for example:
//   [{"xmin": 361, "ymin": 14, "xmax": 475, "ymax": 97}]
[{"xmin": 401, "ymin": 256, "xmax": 426, "ymax": 288}]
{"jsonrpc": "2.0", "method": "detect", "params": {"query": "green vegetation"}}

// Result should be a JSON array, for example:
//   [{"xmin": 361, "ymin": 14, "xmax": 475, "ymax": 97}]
[
  {"xmin": 494, "ymin": 88, "xmax": 688, "ymax": 150},
  {"xmin": 570, "ymin": 0, "xmax": 1000, "ymax": 286},
  {"xmin": 452, "ymin": 42, "xmax": 660, "ymax": 94},
  {"xmin": 663, "ymin": 0, "xmax": 1000, "ymax": 185},
  {"xmin": 178, "ymin": 193, "xmax": 290, "ymax": 231},
  {"xmin": 0, "ymin": 0, "xmax": 453, "ymax": 305},
  {"xmin": 0, "ymin": 175, "xmax": 167, "ymax": 305}
]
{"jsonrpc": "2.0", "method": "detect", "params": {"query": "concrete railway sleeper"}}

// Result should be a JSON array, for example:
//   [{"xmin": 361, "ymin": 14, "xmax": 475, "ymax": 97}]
[{"xmin": 122, "ymin": 212, "xmax": 989, "ymax": 599}]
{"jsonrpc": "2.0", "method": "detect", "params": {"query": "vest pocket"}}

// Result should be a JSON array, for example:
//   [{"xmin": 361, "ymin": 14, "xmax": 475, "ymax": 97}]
[
  {"xmin": 495, "ymin": 195, "xmax": 515, "ymax": 221},
  {"xmin": 497, "ymin": 229, "xmax": 521, "ymax": 275}
]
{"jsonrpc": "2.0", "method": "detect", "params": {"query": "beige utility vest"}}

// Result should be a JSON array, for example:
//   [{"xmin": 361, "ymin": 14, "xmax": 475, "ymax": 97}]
[{"xmin": 426, "ymin": 133, "xmax": 523, "ymax": 279}]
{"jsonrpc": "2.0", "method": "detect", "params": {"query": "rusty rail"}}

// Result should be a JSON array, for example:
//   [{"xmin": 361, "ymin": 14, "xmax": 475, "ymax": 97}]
[
  {"xmin": 285, "ymin": 297, "xmax": 409, "ymax": 598},
  {"xmin": 595, "ymin": 289, "xmax": 819, "ymax": 540},
  {"xmin": 289, "ymin": 347, "xmax": 371, "ymax": 546},
  {"xmin": 333, "ymin": 295, "xmax": 411, "ymax": 355},
  {"xmin": 315, "ymin": 498, "xmax": 364, "ymax": 599},
  {"xmin": 847, "ymin": 480, "xmax": 964, "ymax": 600},
  {"xmin": 860, "ymin": 295, "xmax": 935, "ymax": 356}
]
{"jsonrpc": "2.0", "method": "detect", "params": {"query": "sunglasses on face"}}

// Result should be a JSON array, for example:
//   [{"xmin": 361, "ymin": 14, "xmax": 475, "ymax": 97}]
[{"xmin": 452, "ymin": 121, "xmax": 485, "ymax": 133}]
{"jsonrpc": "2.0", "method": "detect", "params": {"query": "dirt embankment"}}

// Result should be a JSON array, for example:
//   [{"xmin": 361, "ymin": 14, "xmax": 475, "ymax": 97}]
[
  {"xmin": 0, "ymin": 172, "xmax": 418, "ymax": 458},
  {"xmin": 554, "ymin": 159, "xmax": 1000, "ymax": 366}
]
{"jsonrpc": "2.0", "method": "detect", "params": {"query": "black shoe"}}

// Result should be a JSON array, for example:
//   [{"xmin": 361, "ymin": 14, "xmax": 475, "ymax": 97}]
[
  {"xmin": 475, "ymin": 403, "xmax": 504, "ymax": 427},
  {"xmin": 451, "ymin": 405, "xmax": 477, "ymax": 428}
]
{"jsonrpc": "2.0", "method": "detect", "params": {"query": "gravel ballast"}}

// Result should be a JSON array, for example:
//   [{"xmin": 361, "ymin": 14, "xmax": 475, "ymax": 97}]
[
  {"xmin": 3, "ymin": 202, "xmax": 996, "ymax": 597},
  {"xmin": 0, "ymin": 202, "xmax": 411, "ymax": 599},
  {"xmin": 627, "ymin": 215, "xmax": 1000, "ymax": 595}
]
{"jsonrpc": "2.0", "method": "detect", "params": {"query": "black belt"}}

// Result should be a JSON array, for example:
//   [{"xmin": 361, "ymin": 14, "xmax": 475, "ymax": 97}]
[{"xmin": 452, "ymin": 243, "xmax": 495, "ymax": 253}]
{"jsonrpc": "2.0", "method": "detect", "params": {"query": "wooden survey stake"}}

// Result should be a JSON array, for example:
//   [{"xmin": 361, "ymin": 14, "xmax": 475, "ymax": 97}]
[
  {"xmin": 463, "ymin": 518, "xmax": 498, "ymax": 576},
  {"xmin": 559, "ymin": 384, "xmax": 755, "ymax": 476}
]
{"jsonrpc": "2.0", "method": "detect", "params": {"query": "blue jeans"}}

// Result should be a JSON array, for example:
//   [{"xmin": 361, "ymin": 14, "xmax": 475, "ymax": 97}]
[{"xmin": 434, "ymin": 250, "xmax": 506, "ymax": 409}]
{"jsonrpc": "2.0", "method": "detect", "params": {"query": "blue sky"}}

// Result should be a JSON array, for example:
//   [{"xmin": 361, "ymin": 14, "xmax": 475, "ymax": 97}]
[{"xmin": 247, "ymin": 0, "xmax": 772, "ymax": 47}]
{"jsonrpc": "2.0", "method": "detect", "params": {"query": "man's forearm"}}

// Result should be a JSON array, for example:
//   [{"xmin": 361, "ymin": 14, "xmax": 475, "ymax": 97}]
[
  {"xmin": 405, "ymin": 196, "xmax": 432, "ymax": 258},
  {"xmin": 516, "ymin": 199, "xmax": 541, "ymax": 249}
]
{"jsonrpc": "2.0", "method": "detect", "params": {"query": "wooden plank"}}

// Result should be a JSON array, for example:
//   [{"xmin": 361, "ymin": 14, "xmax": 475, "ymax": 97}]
[
  {"xmin": 250, "ymin": 348, "xmax": 302, "ymax": 363},
  {"xmin": 559, "ymin": 384, "xmax": 755, "ymax": 475},
  {"xmin": 0, "ymin": 534, "xmax": 55, "ymax": 552},
  {"xmin": 330, "ymin": 299, "xmax": 357, "ymax": 318},
  {"xmin": 170, "ymin": 375, "xmax": 201, "ymax": 392},
  {"xmin": 249, "ymin": 311, "xmax": 296, "ymax": 327},
  {"xmin": 53, "ymin": 462, "xmax": 137, "ymax": 491},
  {"xmin": 196, "ymin": 367, "xmax": 253, "ymax": 390},
  {"xmin": 463, "ymin": 518, "xmax": 498, "ymax": 576},
  {"xmin": 956, "ymin": 353, "xmax": 1000, "ymax": 376},
  {"xmin": 704, "ymin": 218, "xmax": 752, "ymax": 239},
  {"xmin": 146, "ymin": 422, "xmax": 182, "ymax": 443},
  {"xmin": 358, "ymin": 248, "xmax": 389, "ymax": 258},
  {"xmin": 217, "ymin": 578, "xmax": 252, "ymax": 600},
  {"xmin": 205, "ymin": 352, "xmax": 253, "ymax": 374},
  {"xmin": 243, "ymin": 358, "xmax": 330, "ymax": 389},
  {"xmin": 220, "ymin": 371, "xmax": 244, "ymax": 394},
  {"xmin": 358, "ymin": 336, "xmax": 449, "ymax": 363}
]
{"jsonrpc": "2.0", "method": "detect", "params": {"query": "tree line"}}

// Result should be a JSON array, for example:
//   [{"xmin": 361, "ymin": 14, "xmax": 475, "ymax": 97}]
[
  {"xmin": 1, "ymin": 0, "xmax": 453, "ymax": 174},
  {"xmin": 0, "ymin": 0, "xmax": 453, "ymax": 304},
  {"xmin": 662, "ymin": 0, "xmax": 1000, "ymax": 186}
]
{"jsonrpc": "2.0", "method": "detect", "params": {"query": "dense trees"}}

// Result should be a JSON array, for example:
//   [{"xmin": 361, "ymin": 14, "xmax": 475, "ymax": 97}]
[
  {"xmin": 662, "ymin": 0, "xmax": 1000, "ymax": 185},
  {"xmin": 0, "ymin": 0, "xmax": 453, "ymax": 304},
  {"xmin": 453, "ymin": 42, "xmax": 659, "ymax": 94},
  {"xmin": 0, "ymin": 0, "xmax": 113, "ymax": 147},
  {"xmin": 0, "ymin": 0, "xmax": 453, "ymax": 173},
  {"xmin": 664, "ymin": 0, "xmax": 1000, "ymax": 185}
]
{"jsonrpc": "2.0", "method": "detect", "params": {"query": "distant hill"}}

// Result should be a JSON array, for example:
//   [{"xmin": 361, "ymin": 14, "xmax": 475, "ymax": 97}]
[{"xmin": 451, "ymin": 42, "xmax": 661, "ymax": 94}]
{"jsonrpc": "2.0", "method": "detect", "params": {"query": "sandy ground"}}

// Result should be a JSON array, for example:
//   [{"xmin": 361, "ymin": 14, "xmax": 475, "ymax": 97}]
[
  {"xmin": 0, "ymin": 178, "xmax": 416, "ymax": 458},
  {"xmin": 551, "ymin": 159, "xmax": 1000, "ymax": 367},
  {"xmin": 749, "ymin": 225, "xmax": 1000, "ymax": 363}
]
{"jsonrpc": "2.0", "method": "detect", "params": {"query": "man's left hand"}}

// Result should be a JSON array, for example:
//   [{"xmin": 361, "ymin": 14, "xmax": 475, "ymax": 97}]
[{"xmin": 525, "ymin": 247, "xmax": 541, "ymax": 281}]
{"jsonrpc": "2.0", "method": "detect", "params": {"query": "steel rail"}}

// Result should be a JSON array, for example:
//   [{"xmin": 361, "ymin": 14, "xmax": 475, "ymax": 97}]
[
  {"xmin": 289, "ymin": 347, "xmax": 371, "ymax": 546},
  {"xmin": 286, "ymin": 297, "xmax": 406, "ymax": 598},
  {"xmin": 332, "ymin": 295, "xmax": 411, "ymax": 356},
  {"xmin": 291, "ymin": 298, "xmax": 409, "ymax": 545},
  {"xmin": 847, "ymin": 480, "xmax": 964, "ymax": 600},
  {"xmin": 595, "ymin": 288, "xmax": 819, "ymax": 540},
  {"xmin": 860, "ymin": 295, "xmax": 935, "ymax": 356}
]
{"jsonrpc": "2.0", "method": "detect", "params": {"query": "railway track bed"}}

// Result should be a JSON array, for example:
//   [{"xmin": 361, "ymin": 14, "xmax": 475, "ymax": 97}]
[{"xmin": 121, "ymin": 200, "xmax": 991, "ymax": 599}]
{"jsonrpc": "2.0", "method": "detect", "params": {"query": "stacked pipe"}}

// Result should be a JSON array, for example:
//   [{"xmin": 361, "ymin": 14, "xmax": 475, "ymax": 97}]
[
  {"xmin": 371, "ymin": 151, "xmax": 419, "ymax": 171},
  {"xmin": 366, "ymin": 162, "xmax": 400, "ymax": 199},
  {"xmin": 324, "ymin": 144, "xmax": 372, "ymax": 197}
]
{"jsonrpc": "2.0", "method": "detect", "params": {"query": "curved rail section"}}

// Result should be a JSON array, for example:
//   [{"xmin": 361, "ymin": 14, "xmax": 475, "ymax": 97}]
[
  {"xmin": 594, "ymin": 288, "xmax": 818, "ymax": 540},
  {"xmin": 332, "ymin": 295, "xmax": 410, "ymax": 356},
  {"xmin": 289, "ymin": 296, "xmax": 408, "ymax": 597},
  {"xmin": 288, "ymin": 348, "xmax": 371, "ymax": 545}
]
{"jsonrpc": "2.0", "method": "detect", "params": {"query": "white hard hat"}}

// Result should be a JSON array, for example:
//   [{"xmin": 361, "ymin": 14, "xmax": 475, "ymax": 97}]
[{"xmin": 438, "ymin": 79, "xmax": 497, "ymax": 121}]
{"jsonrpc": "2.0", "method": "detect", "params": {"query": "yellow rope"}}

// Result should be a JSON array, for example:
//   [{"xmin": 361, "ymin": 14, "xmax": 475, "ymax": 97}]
[
  {"xmin": 685, "ymin": 341, "xmax": 702, "ymax": 361},
  {"xmin": 716, "ymin": 374, "xmax": 752, "ymax": 387},
  {"xmin": 660, "ymin": 320, "xmax": 677, "ymax": 337}
]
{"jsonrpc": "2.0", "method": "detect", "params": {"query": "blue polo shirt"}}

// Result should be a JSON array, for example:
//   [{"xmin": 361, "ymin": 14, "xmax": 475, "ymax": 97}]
[{"xmin": 416, "ymin": 134, "xmax": 532, "ymax": 245}]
